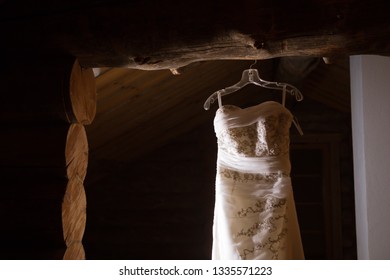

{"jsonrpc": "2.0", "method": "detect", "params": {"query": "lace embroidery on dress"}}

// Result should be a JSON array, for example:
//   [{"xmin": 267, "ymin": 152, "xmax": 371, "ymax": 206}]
[
  {"xmin": 240, "ymin": 228, "xmax": 288, "ymax": 260},
  {"xmin": 219, "ymin": 168, "xmax": 285, "ymax": 184},
  {"xmin": 236, "ymin": 198, "xmax": 287, "ymax": 217},
  {"xmin": 236, "ymin": 215, "xmax": 287, "ymax": 237},
  {"xmin": 217, "ymin": 107, "xmax": 291, "ymax": 158},
  {"xmin": 235, "ymin": 197, "xmax": 288, "ymax": 260}
]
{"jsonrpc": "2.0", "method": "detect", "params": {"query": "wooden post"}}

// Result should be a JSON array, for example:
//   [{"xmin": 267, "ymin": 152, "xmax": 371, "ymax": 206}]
[
  {"xmin": 63, "ymin": 124, "xmax": 88, "ymax": 260},
  {"xmin": 62, "ymin": 177, "xmax": 87, "ymax": 260},
  {"xmin": 0, "ymin": 54, "xmax": 94, "ymax": 259},
  {"xmin": 0, "ymin": 123, "xmax": 89, "ymax": 259}
]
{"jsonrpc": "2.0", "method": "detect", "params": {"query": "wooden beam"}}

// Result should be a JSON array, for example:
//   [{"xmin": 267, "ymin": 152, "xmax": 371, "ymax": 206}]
[{"xmin": 1, "ymin": 0, "xmax": 390, "ymax": 69}]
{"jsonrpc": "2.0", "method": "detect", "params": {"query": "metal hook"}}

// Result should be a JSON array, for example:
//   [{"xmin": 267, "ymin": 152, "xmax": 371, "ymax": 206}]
[{"xmin": 249, "ymin": 60, "xmax": 258, "ymax": 69}]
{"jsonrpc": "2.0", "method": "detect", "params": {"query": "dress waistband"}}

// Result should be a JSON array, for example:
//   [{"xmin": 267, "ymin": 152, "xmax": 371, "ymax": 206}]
[{"xmin": 217, "ymin": 149, "xmax": 291, "ymax": 174}]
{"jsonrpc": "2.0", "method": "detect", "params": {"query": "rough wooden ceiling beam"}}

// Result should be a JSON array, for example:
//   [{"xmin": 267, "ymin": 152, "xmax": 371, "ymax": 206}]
[{"xmin": 1, "ymin": 0, "xmax": 390, "ymax": 70}]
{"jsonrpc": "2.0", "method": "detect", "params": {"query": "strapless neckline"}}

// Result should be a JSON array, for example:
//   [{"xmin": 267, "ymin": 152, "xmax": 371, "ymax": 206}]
[
  {"xmin": 216, "ymin": 101, "xmax": 292, "ymax": 116},
  {"xmin": 214, "ymin": 100, "xmax": 293, "ymax": 158}
]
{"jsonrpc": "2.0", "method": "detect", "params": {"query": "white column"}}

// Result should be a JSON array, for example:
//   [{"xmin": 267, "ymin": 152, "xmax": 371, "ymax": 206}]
[{"xmin": 350, "ymin": 55, "xmax": 390, "ymax": 259}]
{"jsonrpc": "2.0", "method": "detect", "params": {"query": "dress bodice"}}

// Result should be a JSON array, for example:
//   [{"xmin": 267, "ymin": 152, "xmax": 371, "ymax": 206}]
[{"xmin": 214, "ymin": 101, "xmax": 293, "ymax": 158}]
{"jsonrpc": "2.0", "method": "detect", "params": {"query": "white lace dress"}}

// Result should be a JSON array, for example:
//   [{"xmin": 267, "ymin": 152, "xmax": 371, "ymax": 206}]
[{"xmin": 212, "ymin": 101, "xmax": 304, "ymax": 260}]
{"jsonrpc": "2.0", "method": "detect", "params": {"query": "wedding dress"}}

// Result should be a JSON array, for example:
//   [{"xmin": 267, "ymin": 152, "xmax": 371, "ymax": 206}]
[{"xmin": 212, "ymin": 100, "xmax": 304, "ymax": 260}]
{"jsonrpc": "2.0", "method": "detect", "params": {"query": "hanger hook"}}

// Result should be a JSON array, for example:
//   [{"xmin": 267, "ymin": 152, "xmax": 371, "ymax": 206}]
[{"xmin": 249, "ymin": 60, "xmax": 257, "ymax": 69}]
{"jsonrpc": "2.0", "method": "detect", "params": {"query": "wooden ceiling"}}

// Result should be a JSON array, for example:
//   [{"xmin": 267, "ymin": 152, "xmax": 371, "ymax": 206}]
[{"xmin": 87, "ymin": 57, "xmax": 350, "ymax": 162}]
